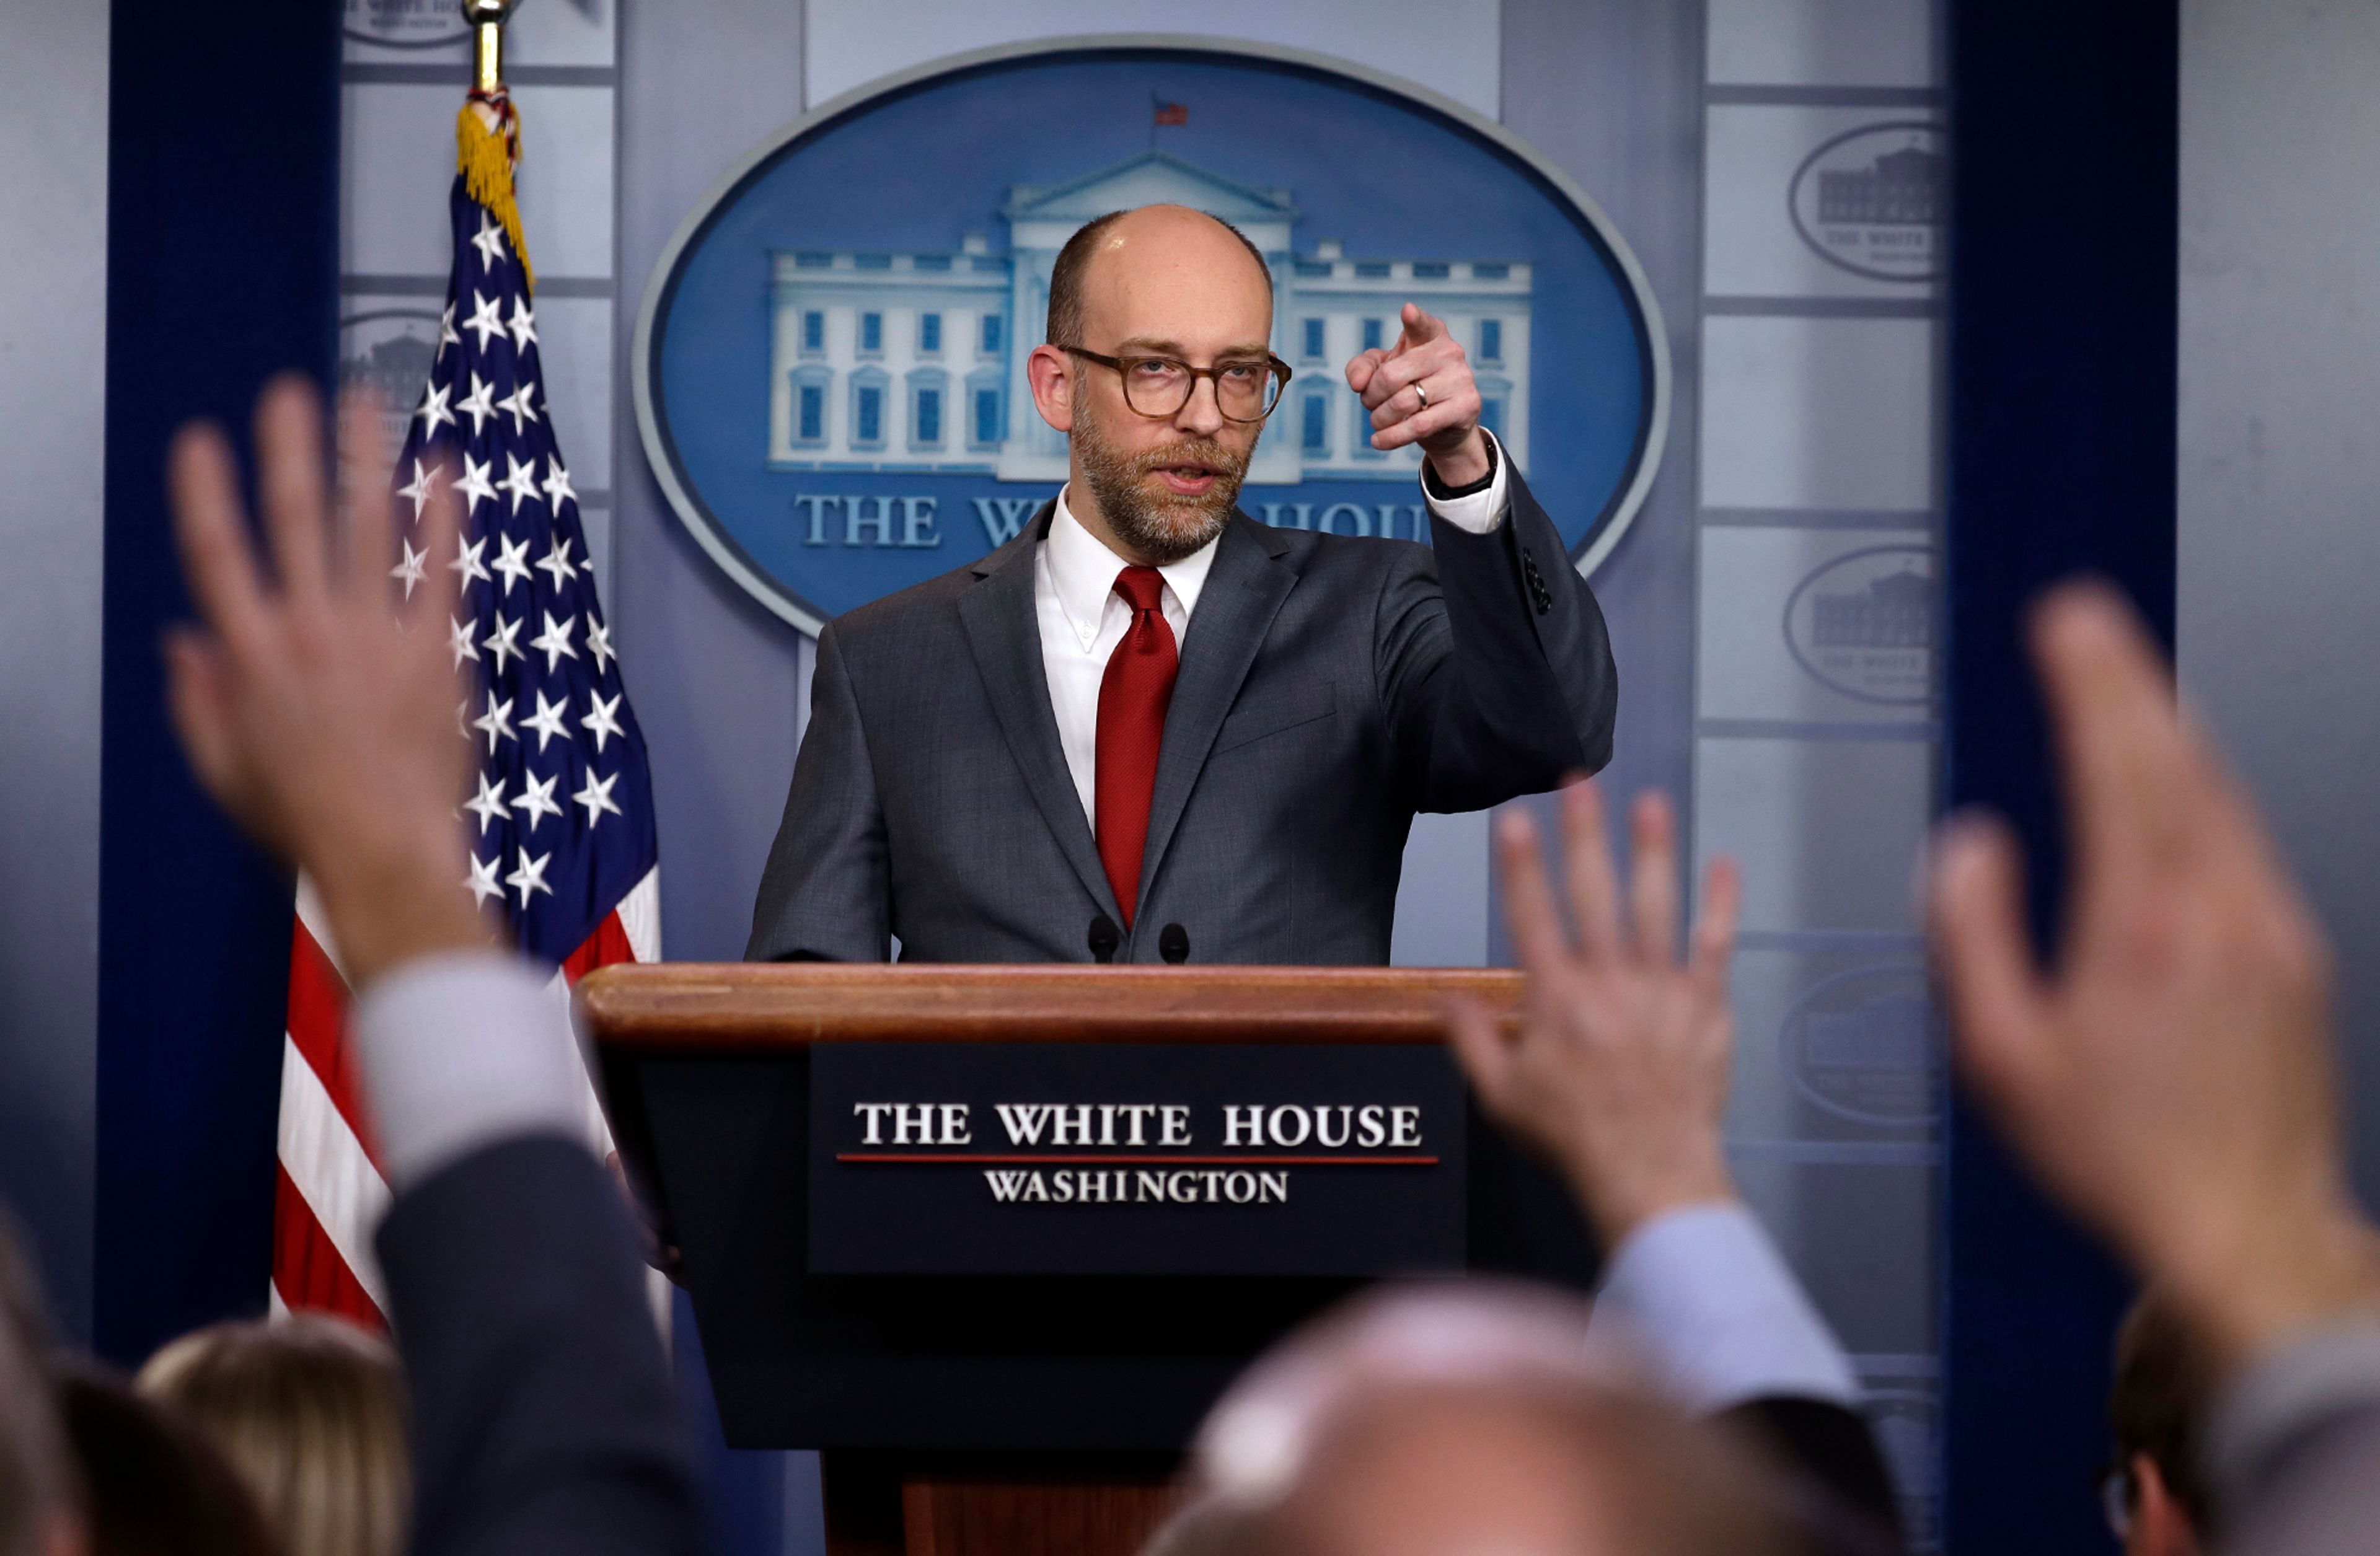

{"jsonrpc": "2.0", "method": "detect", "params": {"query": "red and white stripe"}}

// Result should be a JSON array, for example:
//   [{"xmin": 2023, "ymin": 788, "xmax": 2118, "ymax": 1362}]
[{"xmin": 269, "ymin": 867, "xmax": 661, "ymax": 1325}]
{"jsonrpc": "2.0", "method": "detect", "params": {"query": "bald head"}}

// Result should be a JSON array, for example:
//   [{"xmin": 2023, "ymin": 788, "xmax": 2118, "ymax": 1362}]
[
  {"xmin": 1044, "ymin": 204, "xmax": 1273, "ymax": 350},
  {"xmin": 1156, "ymin": 1285, "xmax": 1791, "ymax": 1556}
]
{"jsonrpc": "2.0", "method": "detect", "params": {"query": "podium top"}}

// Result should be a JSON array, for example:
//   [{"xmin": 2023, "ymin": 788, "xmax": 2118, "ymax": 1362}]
[{"xmin": 579, "ymin": 963, "xmax": 1523, "ymax": 1051}]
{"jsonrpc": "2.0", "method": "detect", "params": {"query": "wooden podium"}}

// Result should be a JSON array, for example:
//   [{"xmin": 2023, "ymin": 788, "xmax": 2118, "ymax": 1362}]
[{"xmin": 581, "ymin": 964, "xmax": 1585, "ymax": 1556}]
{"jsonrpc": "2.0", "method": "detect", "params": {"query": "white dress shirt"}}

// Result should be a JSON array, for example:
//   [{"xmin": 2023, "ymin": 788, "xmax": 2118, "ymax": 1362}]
[
  {"xmin": 1034, "ymin": 432, "xmax": 1512, "ymax": 823},
  {"xmin": 352, "ymin": 951, "xmax": 590, "ymax": 1191},
  {"xmin": 1592, "ymin": 1200, "xmax": 1860, "ymax": 1411}
]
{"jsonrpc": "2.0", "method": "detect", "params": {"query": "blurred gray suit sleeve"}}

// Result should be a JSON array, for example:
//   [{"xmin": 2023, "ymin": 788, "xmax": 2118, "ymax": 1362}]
[
  {"xmin": 2208, "ymin": 1321, "xmax": 2380, "ymax": 1552},
  {"xmin": 746, "ymin": 622, "xmax": 891, "ymax": 962}
]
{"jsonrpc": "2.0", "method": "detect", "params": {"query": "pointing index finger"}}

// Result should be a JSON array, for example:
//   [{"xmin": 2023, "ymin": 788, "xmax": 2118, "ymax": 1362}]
[{"xmin": 1399, "ymin": 302, "xmax": 1446, "ymax": 347}]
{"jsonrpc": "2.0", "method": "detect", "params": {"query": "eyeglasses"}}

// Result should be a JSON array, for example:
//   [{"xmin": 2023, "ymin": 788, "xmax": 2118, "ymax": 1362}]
[{"xmin": 1062, "ymin": 346, "xmax": 1292, "ymax": 423}]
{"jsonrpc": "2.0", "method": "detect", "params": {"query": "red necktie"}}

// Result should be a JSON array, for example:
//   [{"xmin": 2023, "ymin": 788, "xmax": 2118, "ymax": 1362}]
[{"xmin": 1095, "ymin": 566, "xmax": 1179, "ymax": 930}]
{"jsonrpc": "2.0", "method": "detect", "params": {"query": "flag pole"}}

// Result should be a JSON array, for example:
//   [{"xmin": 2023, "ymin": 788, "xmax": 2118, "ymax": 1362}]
[{"xmin": 464, "ymin": 0, "xmax": 518, "ymax": 96}]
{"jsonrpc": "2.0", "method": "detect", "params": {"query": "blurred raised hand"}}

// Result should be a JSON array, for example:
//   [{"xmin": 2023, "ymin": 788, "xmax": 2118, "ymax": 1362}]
[
  {"xmin": 166, "ymin": 374, "xmax": 487, "ymax": 989},
  {"xmin": 1448, "ymin": 780, "xmax": 1742, "ymax": 1247},
  {"xmin": 1930, "ymin": 581, "xmax": 2380, "ymax": 1371}
]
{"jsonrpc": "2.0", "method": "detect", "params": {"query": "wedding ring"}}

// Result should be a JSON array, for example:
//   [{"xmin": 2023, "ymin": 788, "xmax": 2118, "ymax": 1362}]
[{"xmin": 1412, "ymin": 381, "xmax": 1429, "ymax": 410}]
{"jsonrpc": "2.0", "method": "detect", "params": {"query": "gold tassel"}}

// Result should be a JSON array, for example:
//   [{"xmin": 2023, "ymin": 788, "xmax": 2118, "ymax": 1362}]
[{"xmin": 457, "ymin": 95, "xmax": 534, "ymax": 291}]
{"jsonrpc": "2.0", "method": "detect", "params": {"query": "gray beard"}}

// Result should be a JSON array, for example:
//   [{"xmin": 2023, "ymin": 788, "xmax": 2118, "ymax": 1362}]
[{"xmin": 1073, "ymin": 414, "xmax": 1248, "ymax": 566}]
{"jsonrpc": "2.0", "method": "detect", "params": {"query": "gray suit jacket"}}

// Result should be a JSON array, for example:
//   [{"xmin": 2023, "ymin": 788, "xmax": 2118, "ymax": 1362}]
[{"xmin": 747, "ymin": 462, "xmax": 1616, "ymax": 965}]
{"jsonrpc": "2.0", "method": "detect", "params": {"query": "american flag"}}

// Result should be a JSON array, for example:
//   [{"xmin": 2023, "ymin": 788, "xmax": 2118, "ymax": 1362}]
[{"xmin": 272, "ymin": 116, "xmax": 660, "ymax": 1325}]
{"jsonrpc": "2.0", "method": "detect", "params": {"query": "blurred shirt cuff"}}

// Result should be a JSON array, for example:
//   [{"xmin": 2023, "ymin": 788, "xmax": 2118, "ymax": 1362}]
[
  {"xmin": 351, "ymin": 951, "xmax": 589, "ymax": 1192},
  {"xmin": 1421, "ymin": 428, "xmax": 1508, "ymax": 535},
  {"xmin": 1592, "ymin": 1200, "xmax": 1860, "ymax": 1412}
]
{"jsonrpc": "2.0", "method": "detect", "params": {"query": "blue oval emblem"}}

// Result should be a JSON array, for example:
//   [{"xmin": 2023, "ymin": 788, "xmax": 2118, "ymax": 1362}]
[
  {"xmin": 1787, "ymin": 121, "xmax": 1945, "ymax": 284},
  {"xmin": 633, "ymin": 38, "xmax": 1669, "ymax": 632},
  {"xmin": 1782, "ymin": 544, "xmax": 1937, "ymax": 708}
]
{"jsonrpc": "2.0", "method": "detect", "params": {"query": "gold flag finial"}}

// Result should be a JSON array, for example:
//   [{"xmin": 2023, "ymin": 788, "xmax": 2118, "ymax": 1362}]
[
  {"xmin": 456, "ymin": 0, "xmax": 532, "ymax": 289},
  {"xmin": 463, "ymin": 0, "xmax": 519, "ymax": 97}
]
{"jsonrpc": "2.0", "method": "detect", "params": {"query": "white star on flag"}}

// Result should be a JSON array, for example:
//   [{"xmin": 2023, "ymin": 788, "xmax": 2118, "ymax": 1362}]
[
  {"xmin": 481, "ymin": 613, "xmax": 524, "ymax": 674},
  {"xmin": 499, "ymin": 453, "xmax": 542, "ymax": 514},
  {"xmin": 465, "ymin": 851, "xmax": 504, "ymax": 908},
  {"xmin": 437, "ymin": 302, "xmax": 460, "ymax": 353},
  {"xmin": 414, "ymin": 382, "xmax": 454, "ymax": 437},
  {"xmin": 585, "ymin": 618, "xmax": 615, "ymax": 674},
  {"xmin": 473, "ymin": 692, "xmax": 517, "ymax": 752},
  {"xmin": 536, "ymin": 538, "xmax": 578, "ymax": 590},
  {"xmin": 450, "ymin": 533, "xmax": 491, "ymax": 587},
  {"xmin": 514, "ymin": 771, "xmax": 564, "ymax": 832},
  {"xmin": 530, "ymin": 611, "xmax": 578, "ymax": 672},
  {"xmin": 522, "ymin": 690, "xmax": 572, "ymax": 750},
  {"xmin": 539, "ymin": 456, "xmax": 576, "ymax": 509},
  {"xmin": 390, "ymin": 538, "xmax": 428, "ymax": 598},
  {"xmin": 463, "ymin": 289, "xmax": 508, "ymax": 351},
  {"xmin": 491, "ymin": 534, "xmax": 534, "ymax": 596},
  {"xmin": 470, "ymin": 211, "xmax": 508, "ymax": 269},
  {"xmin": 506, "ymin": 848, "xmax": 553, "ymax": 907},
  {"xmin": 457, "ymin": 372, "xmax": 498, "ymax": 437},
  {"xmin": 581, "ymin": 691, "xmax": 625, "ymax": 753},
  {"xmin": 574, "ymin": 769, "xmax": 622, "ymax": 827},
  {"xmin": 398, "ymin": 457, "xmax": 440, "ymax": 520},
  {"xmin": 507, "ymin": 297, "xmax": 538, "ymax": 350},
  {"xmin": 496, "ymin": 383, "xmax": 540, "ymax": 436},
  {"xmin": 455, "ymin": 453, "xmax": 497, "ymax": 514},
  {"xmin": 449, "ymin": 614, "xmax": 481, "ymax": 669},
  {"xmin": 464, "ymin": 771, "xmax": 510, "ymax": 833}
]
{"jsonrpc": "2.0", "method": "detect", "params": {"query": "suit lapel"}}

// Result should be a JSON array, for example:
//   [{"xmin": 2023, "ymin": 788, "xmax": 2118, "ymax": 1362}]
[
  {"xmin": 1137, "ymin": 514, "xmax": 1297, "ymax": 908},
  {"xmin": 954, "ymin": 504, "xmax": 1123, "ymax": 923}
]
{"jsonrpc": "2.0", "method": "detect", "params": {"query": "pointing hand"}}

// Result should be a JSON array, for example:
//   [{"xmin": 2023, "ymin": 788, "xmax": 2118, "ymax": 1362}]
[{"xmin": 1344, "ymin": 302, "xmax": 1492, "ymax": 488}]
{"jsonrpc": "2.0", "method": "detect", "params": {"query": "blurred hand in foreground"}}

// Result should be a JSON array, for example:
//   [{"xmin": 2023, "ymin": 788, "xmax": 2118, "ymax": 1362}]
[
  {"xmin": 1449, "ymin": 780, "xmax": 1743, "ymax": 1247},
  {"xmin": 1931, "ymin": 581, "xmax": 2380, "ymax": 1373},
  {"xmin": 167, "ymin": 374, "xmax": 487, "ymax": 989}
]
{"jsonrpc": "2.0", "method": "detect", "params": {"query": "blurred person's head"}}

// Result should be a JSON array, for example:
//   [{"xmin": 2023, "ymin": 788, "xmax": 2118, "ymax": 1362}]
[
  {"xmin": 138, "ymin": 1317, "xmax": 406, "ymax": 1556},
  {"xmin": 0, "ymin": 1286, "xmax": 79, "ymax": 1556},
  {"xmin": 2105, "ymin": 1291, "xmax": 2216, "ymax": 1556},
  {"xmin": 55, "ymin": 1368, "xmax": 271, "ymax": 1556},
  {"xmin": 1152, "ymin": 1282, "xmax": 1793, "ymax": 1556}
]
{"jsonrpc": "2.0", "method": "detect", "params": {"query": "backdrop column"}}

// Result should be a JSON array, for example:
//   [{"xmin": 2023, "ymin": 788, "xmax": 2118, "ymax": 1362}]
[
  {"xmin": 1942, "ymin": 4, "xmax": 2177, "ymax": 1553},
  {"xmin": 95, "ymin": 0, "xmax": 340, "ymax": 1365}
]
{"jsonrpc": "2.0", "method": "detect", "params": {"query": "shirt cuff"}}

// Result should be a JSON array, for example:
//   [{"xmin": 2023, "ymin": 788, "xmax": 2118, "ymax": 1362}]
[
  {"xmin": 1591, "ymin": 1201, "xmax": 1859, "ymax": 1413},
  {"xmin": 1421, "ymin": 429, "xmax": 1508, "ymax": 535},
  {"xmin": 350, "ymin": 951, "xmax": 591, "ymax": 1192},
  {"xmin": 2206, "ymin": 1320, "xmax": 2380, "ymax": 1509}
]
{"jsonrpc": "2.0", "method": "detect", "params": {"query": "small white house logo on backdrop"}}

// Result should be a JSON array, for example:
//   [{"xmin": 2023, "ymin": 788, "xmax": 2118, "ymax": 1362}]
[
  {"xmin": 342, "ymin": 0, "xmax": 471, "ymax": 48},
  {"xmin": 1781, "ymin": 965, "xmax": 1937, "ymax": 1127},
  {"xmin": 338, "ymin": 309, "xmax": 445, "ymax": 455},
  {"xmin": 1788, "ymin": 123, "xmax": 1944, "ymax": 283},
  {"xmin": 1783, "ymin": 545, "xmax": 1936, "ymax": 707}
]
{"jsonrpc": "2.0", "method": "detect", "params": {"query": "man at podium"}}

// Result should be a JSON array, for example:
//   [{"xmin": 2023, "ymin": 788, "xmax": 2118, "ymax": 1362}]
[{"xmin": 749, "ymin": 203, "xmax": 1618, "ymax": 966}]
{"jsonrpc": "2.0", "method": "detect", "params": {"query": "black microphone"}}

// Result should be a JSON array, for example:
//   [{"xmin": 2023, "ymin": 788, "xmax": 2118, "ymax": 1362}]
[
  {"xmin": 1158, "ymin": 923, "xmax": 1190, "ymax": 964},
  {"xmin": 1087, "ymin": 915, "xmax": 1122, "ymax": 965}
]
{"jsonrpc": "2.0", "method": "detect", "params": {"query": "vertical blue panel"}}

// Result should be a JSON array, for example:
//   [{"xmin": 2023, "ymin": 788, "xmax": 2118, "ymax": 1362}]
[
  {"xmin": 97, "ymin": 0, "xmax": 340, "ymax": 1364},
  {"xmin": 1943, "ymin": 3, "xmax": 2175, "ymax": 1551}
]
